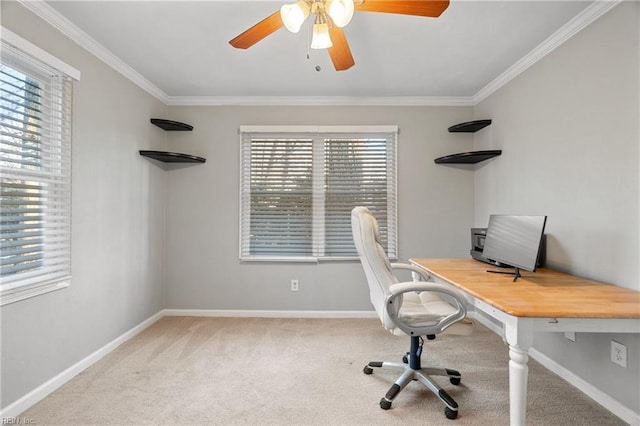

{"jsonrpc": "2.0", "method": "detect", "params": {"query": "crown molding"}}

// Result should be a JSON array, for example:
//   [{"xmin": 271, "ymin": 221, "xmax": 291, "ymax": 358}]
[
  {"xmin": 18, "ymin": 0, "xmax": 169, "ymax": 104},
  {"xmin": 473, "ymin": 0, "xmax": 622, "ymax": 104},
  {"xmin": 19, "ymin": 0, "xmax": 620, "ymax": 108},
  {"xmin": 18, "ymin": 0, "xmax": 469, "ymax": 107},
  {"xmin": 166, "ymin": 95, "xmax": 475, "ymax": 107}
]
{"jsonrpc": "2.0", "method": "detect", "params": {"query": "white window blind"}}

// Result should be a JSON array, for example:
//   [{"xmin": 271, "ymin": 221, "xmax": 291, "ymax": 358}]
[
  {"xmin": 240, "ymin": 126, "xmax": 397, "ymax": 261},
  {"xmin": 1, "ymin": 32, "xmax": 78, "ymax": 305}
]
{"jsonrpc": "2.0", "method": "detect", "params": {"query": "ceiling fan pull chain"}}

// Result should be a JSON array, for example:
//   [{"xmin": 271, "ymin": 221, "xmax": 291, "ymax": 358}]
[{"xmin": 229, "ymin": 0, "xmax": 449, "ymax": 72}]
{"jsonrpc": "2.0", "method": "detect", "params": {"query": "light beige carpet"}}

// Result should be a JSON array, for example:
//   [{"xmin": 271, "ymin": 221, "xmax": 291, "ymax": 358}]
[{"xmin": 21, "ymin": 317, "xmax": 626, "ymax": 425}]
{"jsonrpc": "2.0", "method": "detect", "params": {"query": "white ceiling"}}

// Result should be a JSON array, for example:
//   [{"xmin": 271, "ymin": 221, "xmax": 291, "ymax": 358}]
[{"xmin": 37, "ymin": 0, "xmax": 602, "ymax": 103}]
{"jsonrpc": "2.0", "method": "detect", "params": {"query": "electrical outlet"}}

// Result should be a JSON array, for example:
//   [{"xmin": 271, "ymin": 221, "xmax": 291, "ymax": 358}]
[
  {"xmin": 290, "ymin": 279, "xmax": 299, "ymax": 292},
  {"xmin": 611, "ymin": 340, "xmax": 627, "ymax": 368}
]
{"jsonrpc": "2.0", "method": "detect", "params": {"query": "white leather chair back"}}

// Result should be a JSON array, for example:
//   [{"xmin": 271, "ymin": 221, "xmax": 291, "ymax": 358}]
[{"xmin": 351, "ymin": 206, "xmax": 402, "ymax": 331}]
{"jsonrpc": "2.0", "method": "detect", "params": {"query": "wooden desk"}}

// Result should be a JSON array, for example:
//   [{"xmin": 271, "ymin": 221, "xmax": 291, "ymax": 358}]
[{"xmin": 410, "ymin": 258, "xmax": 640, "ymax": 426}]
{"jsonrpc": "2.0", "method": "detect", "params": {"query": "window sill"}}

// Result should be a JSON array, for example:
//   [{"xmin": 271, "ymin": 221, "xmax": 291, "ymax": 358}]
[
  {"xmin": 1, "ymin": 279, "xmax": 70, "ymax": 306},
  {"xmin": 239, "ymin": 256, "xmax": 372, "ymax": 262},
  {"xmin": 240, "ymin": 256, "xmax": 320, "ymax": 263}
]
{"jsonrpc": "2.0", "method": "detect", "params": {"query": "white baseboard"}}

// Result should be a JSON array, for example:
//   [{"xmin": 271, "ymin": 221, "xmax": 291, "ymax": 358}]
[
  {"xmin": 3, "ymin": 309, "xmax": 637, "ymax": 425},
  {"xmin": 1, "ymin": 308, "xmax": 374, "ymax": 417},
  {"xmin": 0, "ymin": 311, "xmax": 164, "ymax": 419},
  {"xmin": 162, "ymin": 309, "xmax": 377, "ymax": 319},
  {"xmin": 470, "ymin": 311, "xmax": 639, "ymax": 425},
  {"xmin": 529, "ymin": 348, "xmax": 640, "ymax": 426}
]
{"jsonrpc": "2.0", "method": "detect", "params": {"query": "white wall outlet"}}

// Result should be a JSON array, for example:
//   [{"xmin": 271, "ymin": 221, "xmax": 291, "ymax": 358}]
[
  {"xmin": 611, "ymin": 340, "xmax": 627, "ymax": 368},
  {"xmin": 290, "ymin": 279, "xmax": 299, "ymax": 292}
]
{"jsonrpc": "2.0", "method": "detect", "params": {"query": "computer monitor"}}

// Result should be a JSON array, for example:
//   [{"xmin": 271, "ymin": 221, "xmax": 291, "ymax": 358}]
[{"xmin": 482, "ymin": 214, "xmax": 547, "ymax": 282}]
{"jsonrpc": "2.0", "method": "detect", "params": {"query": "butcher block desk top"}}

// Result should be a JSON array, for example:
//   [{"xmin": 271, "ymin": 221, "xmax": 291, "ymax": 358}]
[{"xmin": 410, "ymin": 258, "xmax": 640, "ymax": 319}]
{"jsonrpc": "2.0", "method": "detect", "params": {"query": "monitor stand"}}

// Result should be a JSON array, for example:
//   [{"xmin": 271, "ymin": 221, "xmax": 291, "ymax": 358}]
[{"xmin": 487, "ymin": 267, "xmax": 522, "ymax": 282}]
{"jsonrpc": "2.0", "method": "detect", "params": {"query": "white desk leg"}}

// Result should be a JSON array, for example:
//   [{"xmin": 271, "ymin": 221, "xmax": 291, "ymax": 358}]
[
  {"xmin": 504, "ymin": 319, "xmax": 534, "ymax": 426},
  {"xmin": 508, "ymin": 344, "xmax": 530, "ymax": 425}
]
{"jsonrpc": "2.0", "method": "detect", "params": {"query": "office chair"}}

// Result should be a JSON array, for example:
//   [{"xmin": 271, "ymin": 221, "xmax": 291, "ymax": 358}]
[{"xmin": 351, "ymin": 206, "xmax": 473, "ymax": 420}]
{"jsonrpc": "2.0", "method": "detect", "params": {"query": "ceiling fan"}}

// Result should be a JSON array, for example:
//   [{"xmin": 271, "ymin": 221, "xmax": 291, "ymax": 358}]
[{"xmin": 229, "ymin": 0, "xmax": 450, "ymax": 71}]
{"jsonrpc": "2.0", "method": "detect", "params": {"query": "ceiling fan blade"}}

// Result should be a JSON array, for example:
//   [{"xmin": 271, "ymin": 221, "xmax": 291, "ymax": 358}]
[
  {"xmin": 229, "ymin": 10, "xmax": 284, "ymax": 49},
  {"xmin": 355, "ymin": 0, "xmax": 449, "ymax": 17},
  {"xmin": 328, "ymin": 27, "xmax": 355, "ymax": 71}
]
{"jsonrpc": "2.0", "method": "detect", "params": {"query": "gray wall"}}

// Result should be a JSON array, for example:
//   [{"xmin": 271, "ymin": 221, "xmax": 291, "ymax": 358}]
[
  {"xmin": 2, "ymin": 0, "xmax": 639, "ymax": 419},
  {"xmin": 474, "ymin": 2, "xmax": 640, "ymax": 413},
  {"xmin": 1, "ymin": 2, "xmax": 167, "ymax": 408},
  {"xmin": 163, "ymin": 105, "xmax": 475, "ymax": 310}
]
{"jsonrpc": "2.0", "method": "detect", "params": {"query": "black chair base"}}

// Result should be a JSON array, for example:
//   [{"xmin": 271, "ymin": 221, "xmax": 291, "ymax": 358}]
[{"xmin": 362, "ymin": 335, "xmax": 461, "ymax": 420}]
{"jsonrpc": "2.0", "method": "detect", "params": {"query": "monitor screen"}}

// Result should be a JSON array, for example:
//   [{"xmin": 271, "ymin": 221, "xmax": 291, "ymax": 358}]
[{"xmin": 482, "ymin": 215, "xmax": 547, "ymax": 273}]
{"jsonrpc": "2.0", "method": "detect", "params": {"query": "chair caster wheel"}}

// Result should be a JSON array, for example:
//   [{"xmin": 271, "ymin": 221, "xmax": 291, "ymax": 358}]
[
  {"xmin": 402, "ymin": 355, "xmax": 408, "ymax": 364},
  {"xmin": 363, "ymin": 366, "xmax": 373, "ymax": 375},
  {"xmin": 450, "ymin": 377, "xmax": 461, "ymax": 385},
  {"xmin": 380, "ymin": 398, "xmax": 392, "ymax": 410},
  {"xmin": 445, "ymin": 407, "xmax": 458, "ymax": 419}
]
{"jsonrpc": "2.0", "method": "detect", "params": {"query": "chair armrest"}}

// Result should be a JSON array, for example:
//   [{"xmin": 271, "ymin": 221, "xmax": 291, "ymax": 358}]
[
  {"xmin": 390, "ymin": 262, "xmax": 431, "ymax": 281},
  {"xmin": 385, "ymin": 281, "xmax": 467, "ymax": 337}
]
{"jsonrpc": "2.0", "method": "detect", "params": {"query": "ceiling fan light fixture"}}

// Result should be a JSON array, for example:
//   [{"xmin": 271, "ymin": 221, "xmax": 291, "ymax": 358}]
[
  {"xmin": 310, "ymin": 22, "xmax": 333, "ymax": 49},
  {"xmin": 231, "ymin": 0, "xmax": 449, "ymax": 71},
  {"xmin": 280, "ymin": 1, "xmax": 311, "ymax": 33},
  {"xmin": 326, "ymin": 0, "xmax": 354, "ymax": 28}
]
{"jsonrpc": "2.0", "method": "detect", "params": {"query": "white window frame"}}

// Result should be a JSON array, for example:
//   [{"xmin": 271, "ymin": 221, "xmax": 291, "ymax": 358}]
[
  {"xmin": 239, "ymin": 125, "xmax": 398, "ymax": 262},
  {"xmin": 1, "ymin": 28, "xmax": 79, "ymax": 306}
]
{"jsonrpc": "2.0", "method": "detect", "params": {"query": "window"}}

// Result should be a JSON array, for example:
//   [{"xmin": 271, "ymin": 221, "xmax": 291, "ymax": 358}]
[
  {"xmin": 1, "ymin": 29, "xmax": 79, "ymax": 305},
  {"xmin": 240, "ymin": 126, "xmax": 397, "ymax": 261}
]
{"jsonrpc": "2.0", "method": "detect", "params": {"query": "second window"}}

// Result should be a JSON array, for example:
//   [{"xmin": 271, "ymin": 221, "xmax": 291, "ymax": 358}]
[{"xmin": 240, "ymin": 126, "xmax": 397, "ymax": 261}]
